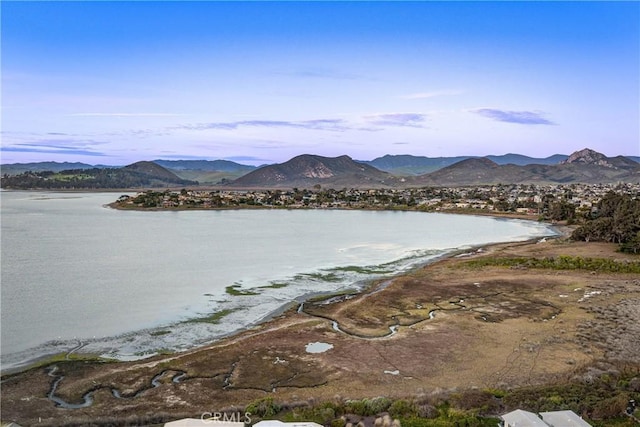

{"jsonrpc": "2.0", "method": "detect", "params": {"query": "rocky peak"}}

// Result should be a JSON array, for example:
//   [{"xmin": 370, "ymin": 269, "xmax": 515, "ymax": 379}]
[
  {"xmin": 229, "ymin": 154, "xmax": 391, "ymax": 187},
  {"xmin": 561, "ymin": 148, "xmax": 614, "ymax": 168}
]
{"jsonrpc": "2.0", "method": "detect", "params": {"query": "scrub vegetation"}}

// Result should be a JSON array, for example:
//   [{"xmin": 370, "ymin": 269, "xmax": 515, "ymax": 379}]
[
  {"xmin": 244, "ymin": 378, "xmax": 640, "ymax": 427},
  {"xmin": 462, "ymin": 255, "xmax": 640, "ymax": 273}
]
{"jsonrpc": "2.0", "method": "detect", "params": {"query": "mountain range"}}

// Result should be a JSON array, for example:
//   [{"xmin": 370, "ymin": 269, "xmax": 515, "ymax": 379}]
[
  {"xmin": 0, "ymin": 152, "xmax": 612, "ymax": 177},
  {"xmin": 1, "ymin": 148, "xmax": 638, "ymax": 189},
  {"xmin": 227, "ymin": 149, "xmax": 639, "ymax": 188},
  {"xmin": 360, "ymin": 153, "xmax": 570, "ymax": 176},
  {"xmin": 411, "ymin": 151, "xmax": 639, "ymax": 186}
]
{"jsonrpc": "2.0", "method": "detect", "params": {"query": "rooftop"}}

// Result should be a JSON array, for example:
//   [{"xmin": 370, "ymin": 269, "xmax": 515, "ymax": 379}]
[
  {"xmin": 540, "ymin": 410, "xmax": 592, "ymax": 427},
  {"xmin": 502, "ymin": 409, "xmax": 550, "ymax": 427}
]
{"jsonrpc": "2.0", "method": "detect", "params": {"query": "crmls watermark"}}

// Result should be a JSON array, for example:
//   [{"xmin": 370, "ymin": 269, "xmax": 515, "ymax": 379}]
[{"xmin": 200, "ymin": 412, "xmax": 252, "ymax": 424}]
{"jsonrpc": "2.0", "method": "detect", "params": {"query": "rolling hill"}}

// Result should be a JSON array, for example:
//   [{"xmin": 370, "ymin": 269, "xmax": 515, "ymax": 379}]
[
  {"xmin": 153, "ymin": 159, "xmax": 256, "ymax": 172},
  {"xmin": 229, "ymin": 154, "xmax": 397, "ymax": 188},
  {"xmin": 0, "ymin": 161, "xmax": 107, "ymax": 176},
  {"xmin": 360, "ymin": 153, "xmax": 571, "ymax": 175},
  {"xmin": 152, "ymin": 159, "xmax": 256, "ymax": 185},
  {"xmin": 0, "ymin": 161, "xmax": 197, "ymax": 189},
  {"xmin": 413, "ymin": 148, "xmax": 640, "ymax": 186}
]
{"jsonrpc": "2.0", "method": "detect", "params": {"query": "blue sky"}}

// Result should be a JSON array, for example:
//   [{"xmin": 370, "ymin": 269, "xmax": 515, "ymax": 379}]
[{"xmin": 2, "ymin": 1, "xmax": 638, "ymax": 166}]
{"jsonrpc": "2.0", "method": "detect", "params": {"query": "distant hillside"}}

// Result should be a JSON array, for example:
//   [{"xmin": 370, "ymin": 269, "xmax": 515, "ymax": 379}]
[
  {"xmin": 0, "ymin": 161, "xmax": 197, "ymax": 189},
  {"xmin": 359, "ymin": 155, "xmax": 470, "ymax": 175},
  {"xmin": 153, "ymin": 159, "xmax": 255, "ymax": 173},
  {"xmin": 0, "ymin": 159, "xmax": 255, "ymax": 185},
  {"xmin": 229, "ymin": 154, "xmax": 397, "ymax": 188},
  {"xmin": 152, "ymin": 159, "xmax": 256, "ymax": 185},
  {"xmin": 486, "ymin": 153, "xmax": 568, "ymax": 166},
  {"xmin": 122, "ymin": 161, "xmax": 185, "ymax": 181},
  {"xmin": 0, "ymin": 161, "xmax": 106, "ymax": 176},
  {"xmin": 361, "ymin": 153, "xmax": 569, "ymax": 176},
  {"xmin": 414, "ymin": 149, "xmax": 640, "ymax": 186}
]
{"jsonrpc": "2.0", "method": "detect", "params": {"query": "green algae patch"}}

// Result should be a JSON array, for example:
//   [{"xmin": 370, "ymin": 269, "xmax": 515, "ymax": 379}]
[
  {"xmin": 184, "ymin": 308, "xmax": 240, "ymax": 324},
  {"xmin": 226, "ymin": 284, "xmax": 260, "ymax": 296},
  {"xmin": 259, "ymin": 282, "xmax": 289, "ymax": 289}
]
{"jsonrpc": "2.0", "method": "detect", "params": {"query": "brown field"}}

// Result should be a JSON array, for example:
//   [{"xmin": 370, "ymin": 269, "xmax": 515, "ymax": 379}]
[{"xmin": 2, "ymin": 235, "xmax": 640, "ymax": 426}]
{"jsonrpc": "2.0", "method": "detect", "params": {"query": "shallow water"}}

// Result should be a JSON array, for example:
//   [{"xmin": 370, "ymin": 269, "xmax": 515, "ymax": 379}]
[
  {"xmin": 305, "ymin": 342, "xmax": 334, "ymax": 353},
  {"xmin": 0, "ymin": 191, "xmax": 556, "ymax": 370}
]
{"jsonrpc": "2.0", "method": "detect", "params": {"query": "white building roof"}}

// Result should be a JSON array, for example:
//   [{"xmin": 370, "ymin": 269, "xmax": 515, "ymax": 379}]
[
  {"xmin": 540, "ymin": 410, "xmax": 592, "ymax": 427},
  {"xmin": 501, "ymin": 409, "xmax": 549, "ymax": 427}
]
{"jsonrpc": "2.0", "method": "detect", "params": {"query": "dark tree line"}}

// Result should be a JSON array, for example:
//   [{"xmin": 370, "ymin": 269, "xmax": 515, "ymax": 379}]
[
  {"xmin": 0, "ymin": 168, "xmax": 196, "ymax": 189},
  {"xmin": 572, "ymin": 191, "xmax": 640, "ymax": 254}
]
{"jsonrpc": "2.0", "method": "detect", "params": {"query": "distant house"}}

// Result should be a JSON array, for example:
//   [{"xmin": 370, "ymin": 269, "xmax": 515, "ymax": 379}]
[{"xmin": 501, "ymin": 409, "xmax": 592, "ymax": 427}]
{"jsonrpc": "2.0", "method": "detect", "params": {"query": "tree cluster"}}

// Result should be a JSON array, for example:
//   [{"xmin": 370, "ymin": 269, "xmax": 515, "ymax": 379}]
[{"xmin": 572, "ymin": 191, "xmax": 640, "ymax": 254}]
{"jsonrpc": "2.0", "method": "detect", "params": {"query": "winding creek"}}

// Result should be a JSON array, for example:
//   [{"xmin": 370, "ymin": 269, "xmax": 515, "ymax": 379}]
[
  {"xmin": 47, "ymin": 365, "xmax": 189, "ymax": 409},
  {"xmin": 45, "ymin": 293, "xmax": 499, "ymax": 409}
]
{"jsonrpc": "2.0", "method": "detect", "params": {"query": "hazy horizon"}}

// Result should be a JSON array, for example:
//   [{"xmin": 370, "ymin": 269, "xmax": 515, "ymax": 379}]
[{"xmin": 2, "ymin": 2, "xmax": 638, "ymax": 166}]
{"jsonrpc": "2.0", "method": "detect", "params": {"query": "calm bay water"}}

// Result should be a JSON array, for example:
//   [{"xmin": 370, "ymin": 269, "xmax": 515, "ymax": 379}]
[{"xmin": 0, "ymin": 191, "xmax": 556, "ymax": 370}]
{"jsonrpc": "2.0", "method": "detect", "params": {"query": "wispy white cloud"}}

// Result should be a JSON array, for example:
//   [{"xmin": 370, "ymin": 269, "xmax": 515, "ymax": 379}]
[
  {"xmin": 472, "ymin": 109, "xmax": 555, "ymax": 125},
  {"xmin": 400, "ymin": 90, "xmax": 463, "ymax": 100},
  {"xmin": 1, "ymin": 145, "xmax": 108, "ymax": 157},
  {"xmin": 180, "ymin": 118, "xmax": 350, "ymax": 132},
  {"xmin": 179, "ymin": 114, "xmax": 430, "ymax": 134},
  {"xmin": 224, "ymin": 155, "xmax": 270, "ymax": 163},
  {"xmin": 0, "ymin": 137, "xmax": 110, "ymax": 157},
  {"xmin": 69, "ymin": 113, "xmax": 186, "ymax": 118},
  {"xmin": 364, "ymin": 113, "xmax": 427, "ymax": 128}
]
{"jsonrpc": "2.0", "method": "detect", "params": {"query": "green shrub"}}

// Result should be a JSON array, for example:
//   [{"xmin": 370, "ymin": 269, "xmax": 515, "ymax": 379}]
[
  {"xmin": 389, "ymin": 400, "xmax": 419, "ymax": 418},
  {"xmin": 246, "ymin": 397, "xmax": 281, "ymax": 418},
  {"xmin": 367, "ymin": 397, "xmax": 393, "ymax": 415},
  {"xmin": 331, "ymin": 418, "xmax": 347, "ymax": 427}
]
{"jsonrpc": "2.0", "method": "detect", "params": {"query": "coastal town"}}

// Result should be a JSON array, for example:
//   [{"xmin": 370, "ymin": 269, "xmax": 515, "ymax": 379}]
[{"xmin": 115, "ymin": 182, "xmax": 640, "ymax": 221}]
